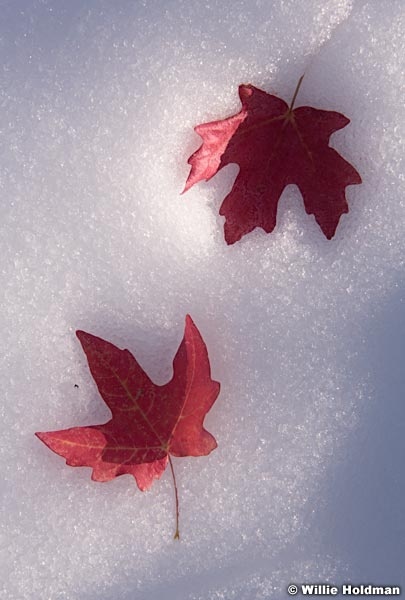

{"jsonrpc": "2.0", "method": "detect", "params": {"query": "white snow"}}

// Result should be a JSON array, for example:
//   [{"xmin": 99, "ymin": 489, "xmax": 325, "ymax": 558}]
[{"xmin": 1, "ymin": 1, "xmax": 405, "ymax": 598}]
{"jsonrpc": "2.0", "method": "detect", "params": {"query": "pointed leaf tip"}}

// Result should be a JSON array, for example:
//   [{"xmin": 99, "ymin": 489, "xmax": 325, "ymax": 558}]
[
  {"xmin": 76, "ymin": 330, "xmax": 91, "ymax": 349},
  {"xmin": 185, "ymin": 314, "xmax": 195, "ymax": 328},
  {"xmin": 76, "ymin": 330, "xmax": 91, "ymax": 343}
]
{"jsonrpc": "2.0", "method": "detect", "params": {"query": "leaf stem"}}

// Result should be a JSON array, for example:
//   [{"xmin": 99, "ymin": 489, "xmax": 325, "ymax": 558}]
[
  {"xmin": 168, "ymin": 456, "xmax": 180, "ymax": 540},
  {"xmin": 289, "ymin": 74, "xmax": 305, "ymax": 112}
]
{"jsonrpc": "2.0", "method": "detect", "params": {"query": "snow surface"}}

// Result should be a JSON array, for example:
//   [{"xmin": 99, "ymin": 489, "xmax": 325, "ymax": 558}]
[{"xmin": 1, "ymin": 1, "xmax": 405, "ymax": 598}]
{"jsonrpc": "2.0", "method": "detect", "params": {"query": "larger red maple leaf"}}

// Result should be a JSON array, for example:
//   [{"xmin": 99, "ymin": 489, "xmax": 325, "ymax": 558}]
[
  {"xmin": 36, "ymin": 315, "xmax": 220, "ymax": 538},
  {"xmin": 184, "ymin": 76, "xmax": 362, "ymax": 244}
]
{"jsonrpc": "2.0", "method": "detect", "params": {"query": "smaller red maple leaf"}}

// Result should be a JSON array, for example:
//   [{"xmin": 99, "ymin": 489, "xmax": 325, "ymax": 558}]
[
  {"xmin": 36, "ymin": 315, "xmax": 220, "ymax": 539},
  {"xmin": 184, "ymin": 75, "xmax": 362, "ymax": 244}
]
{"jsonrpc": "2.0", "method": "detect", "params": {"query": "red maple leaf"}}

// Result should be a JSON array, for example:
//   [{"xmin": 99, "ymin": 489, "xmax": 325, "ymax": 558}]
[
  {"xmin": 36, "ymin": 315, "xmax": 220, "ymax": 538},
  {"xmin": 184, "ymin": 76, "xmax": 362, "ymax": 244}
]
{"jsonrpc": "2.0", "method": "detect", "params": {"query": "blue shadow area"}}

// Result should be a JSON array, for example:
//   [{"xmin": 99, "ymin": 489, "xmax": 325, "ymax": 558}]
[{"xmin": 313, "ymin": 284, "xmax": 405, "ymax": 586}]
